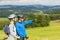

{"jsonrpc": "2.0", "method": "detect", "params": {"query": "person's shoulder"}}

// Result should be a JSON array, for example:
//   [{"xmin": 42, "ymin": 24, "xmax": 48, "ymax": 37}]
[
  {"xmin": 15, "ymin": 22, "xmax": 20, "ymax": 27},
  {"xmin": 9, "ymin": 23, "xmax": 14, "ymax": 25},
  {"xmin": 9, "ymin": 24, "xmax": 14, "ymax": 27}
]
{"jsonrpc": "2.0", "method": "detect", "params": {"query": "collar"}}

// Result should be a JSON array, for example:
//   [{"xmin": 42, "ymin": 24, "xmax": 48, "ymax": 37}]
[{"xmin": 18, "ymin": 21, "xmax": 22, "ymax": 24}]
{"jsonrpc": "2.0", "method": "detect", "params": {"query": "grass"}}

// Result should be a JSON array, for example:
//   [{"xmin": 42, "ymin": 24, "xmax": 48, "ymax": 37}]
[
  {"xmin": 0, "ymin": 20, "xmax": 60, "ymax": 40},
  {"xmin": 0, "ymin": 18, "xmax": 8, "ymax": 21}
]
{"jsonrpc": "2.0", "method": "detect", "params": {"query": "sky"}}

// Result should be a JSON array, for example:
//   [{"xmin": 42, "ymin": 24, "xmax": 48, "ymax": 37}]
[{"xmin": 0, "ymin": 0, "xmax": 60, "ymax": 6}]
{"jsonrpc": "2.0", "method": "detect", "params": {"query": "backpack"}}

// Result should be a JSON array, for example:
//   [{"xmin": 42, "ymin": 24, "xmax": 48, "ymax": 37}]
[{"xmin": 4, "ymin": 24, "xmax": 10, "ymax": 36}]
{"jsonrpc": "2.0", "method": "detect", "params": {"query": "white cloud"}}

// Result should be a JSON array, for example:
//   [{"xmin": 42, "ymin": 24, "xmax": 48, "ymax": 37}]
[{"xmin": 0, "ymin": 0, "xmax": 60, "ymax": 5}]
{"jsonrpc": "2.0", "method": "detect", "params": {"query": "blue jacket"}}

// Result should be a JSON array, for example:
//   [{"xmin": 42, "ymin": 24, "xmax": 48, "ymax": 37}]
[{"xmin": 15, "ymin": 20, "xmax": 33, "ymax": 37}]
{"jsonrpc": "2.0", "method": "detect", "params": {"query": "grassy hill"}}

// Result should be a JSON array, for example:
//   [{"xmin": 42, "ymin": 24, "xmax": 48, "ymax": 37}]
[{"xmin": 0, "ymin": 20, "xmax": 60, "ymax": 40}]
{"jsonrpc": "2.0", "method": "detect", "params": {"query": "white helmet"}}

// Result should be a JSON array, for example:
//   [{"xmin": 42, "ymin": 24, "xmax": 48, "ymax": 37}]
[{"xmin": 8, "ymin": 14, "xmax": 16, "ymax": 19}]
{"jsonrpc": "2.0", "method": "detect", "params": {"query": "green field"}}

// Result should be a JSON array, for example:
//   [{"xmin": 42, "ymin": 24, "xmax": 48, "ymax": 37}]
[{"xmin": 0, "ymin": 20, "xmax": 60, "ymax": 40}]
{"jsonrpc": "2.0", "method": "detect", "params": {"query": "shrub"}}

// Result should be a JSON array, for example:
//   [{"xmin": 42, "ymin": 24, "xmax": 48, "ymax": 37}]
[
  {"xmin": 25, "ymin": 14, "xmax": 50, "ymax": 28},
  {"xmin": 0, "ymin": 18, "xmax": 9, "ymax": 30}
]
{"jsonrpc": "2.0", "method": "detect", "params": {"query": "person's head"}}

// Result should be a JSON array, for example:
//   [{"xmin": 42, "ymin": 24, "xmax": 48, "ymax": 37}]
[
  {"xmin": 8, "ymin": 14, "xmax": 17, "ymax": 22},
  {"xmin": 17, "ymin": 15, "xmax": 24, "ymax": 22}
]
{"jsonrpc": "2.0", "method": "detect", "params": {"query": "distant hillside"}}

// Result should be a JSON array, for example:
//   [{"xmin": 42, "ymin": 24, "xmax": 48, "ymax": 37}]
[
  {"xmin": 0, "ymin": 5, "xmax": 60, "ymax": 11},
  {"xmin": 0, "ymin": 5, "xmax": 60, "ymax": 17}
]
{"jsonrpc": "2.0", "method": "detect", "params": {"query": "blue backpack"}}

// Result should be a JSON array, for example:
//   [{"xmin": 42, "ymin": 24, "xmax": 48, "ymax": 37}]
[{"xmin": 4, "ymin": 24, "xmax": 10, "ymax": 36}]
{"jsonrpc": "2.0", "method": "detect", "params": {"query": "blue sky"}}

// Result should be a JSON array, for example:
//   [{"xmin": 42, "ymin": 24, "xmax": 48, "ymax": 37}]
[{"xmin": 0, "ymin": 0, "xmax": 60, "ymax": 6}]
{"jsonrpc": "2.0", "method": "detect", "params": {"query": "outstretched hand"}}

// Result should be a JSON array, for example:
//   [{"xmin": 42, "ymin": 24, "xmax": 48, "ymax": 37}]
[
  {"xmin": 17, "ymin": 36, "xmax": 20, "ymax": 38},
  {"xmin": 33, "ymin": 19, "xmax": 37, "ymax": 22}
]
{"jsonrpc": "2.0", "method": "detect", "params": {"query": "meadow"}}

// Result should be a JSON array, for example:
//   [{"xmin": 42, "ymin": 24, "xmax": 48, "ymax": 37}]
[{"xmin": 0, "ymin": 18, "xmax": 60, "ymax": 40}]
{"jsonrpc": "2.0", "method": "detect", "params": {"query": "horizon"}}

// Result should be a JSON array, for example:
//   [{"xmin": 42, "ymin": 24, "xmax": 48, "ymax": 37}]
[{"xmin": 0, "ymin": 4, "xmax": 60, "ymax": 6}]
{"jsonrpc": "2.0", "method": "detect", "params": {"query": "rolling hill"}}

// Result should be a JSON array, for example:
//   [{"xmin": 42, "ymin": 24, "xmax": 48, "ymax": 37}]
[
  {"xmin": 0, "ymin": 5, "xmax": 60, "ymax": 12},
  {"xmin": 0, "ymin": 5, "xmax": 60, "ymax": 17}
]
